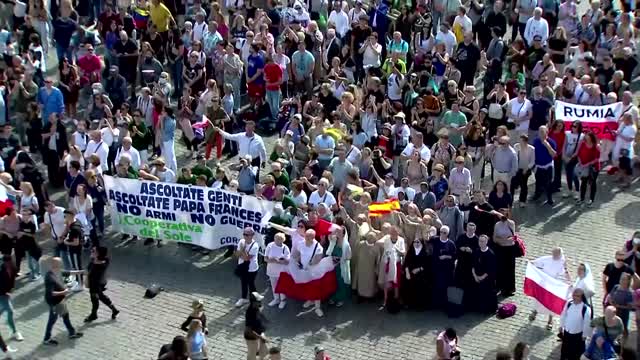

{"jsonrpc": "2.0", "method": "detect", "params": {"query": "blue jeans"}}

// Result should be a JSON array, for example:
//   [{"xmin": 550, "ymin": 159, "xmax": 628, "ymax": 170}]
[
  {"xmin": 432, "ymin": 11, "xmax": 443, "ymax": 35},
  {"xmin": 55, "ymin": 44, "xmax": 72, "ymax": 63},
  {"xmin": 265, "ymin": 89, "xmax": 281, "ymax": 120},
  {"xmin": 564, "ymin": 160, "xmax": 580, "ymax": 192},
  {"xmin": 0, "ymin": 295, "xmax": 16, "ymax": 334},
  {"xmin": 170, "ymin": 60, "xmax": 183, "ymax": 97},
  {"xmin": 43, "ymin": 305, "xmax": 75, "ymax": 341},
  {"xmin": 54, "ymin": 245, "xmax": 72, "ymax": 271},
  {"xmin": 28, "ymin": 255, "xmax": 41, "ymax": 279},
  {"xmin": 91, "ymin": 0, "xmax": 103, "ymax": 21}
]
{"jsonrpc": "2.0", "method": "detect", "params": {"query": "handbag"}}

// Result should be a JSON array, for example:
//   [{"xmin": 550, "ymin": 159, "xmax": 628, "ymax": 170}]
[
  {"xmin": 234, "ymin": 242, "xmax": 256, "ymax": 278},
  {"xmin": 488, "ymin": 101, "xmax": 503, "ymax": 119},
  {"xmin": 509, "ymin": 227, "xmax": 526, "ymax": 258},
  {"xmin": 575, "ymin": 163, "xmax": 592, "ymax": 178},
  {"xmin": 54, "ymin": 301, "xmax": 69, "ymax": 316}
]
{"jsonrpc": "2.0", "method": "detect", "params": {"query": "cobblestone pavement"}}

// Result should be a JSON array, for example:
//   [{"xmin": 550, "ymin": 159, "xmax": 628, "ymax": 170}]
[
  {"xmin": 6, "ymin": 1, "xmax": 639, "ymax": 357},
  {"xmin": 1, "ymin": 132, "xmax": 638, "ymax": 360}
]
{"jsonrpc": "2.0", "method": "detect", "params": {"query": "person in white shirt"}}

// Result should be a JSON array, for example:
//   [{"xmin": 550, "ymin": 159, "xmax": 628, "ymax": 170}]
[
  {"xmin": 401, "ymin": 133, "xmax": 431, "ymax": 163},
  {"xmin": 265, "ymin": 233, "xmax": 291, "ymax": 309},
  {"xmin": 524, "ymin": 8, "xmax": 549, "ymax": 46},
  {"xmin": 505, "ymin": 90, "xmax": 533, "ymax": 141},
  {"xmin": 328, "ymin": 1, "xmax": 349, "ymax": 38},
  {"xmin": 448, "ymin": 156, "xmax": 472, "ymax": 201},
  {"xmin": 558, "ymin": 288, "xmax": 592, "ymax": 360},
  {"xmin": 292, "ymin": 229, "xmax": 325, "ymax": 317},
  {"xmin": 115, "ymin": 137, "xmax": 141, "ymax": 171},
  {"xmin": 43, "ymin": 201, "xmax": 72, "ymax": 270},
  {"xmin": 348, "ymin": 1, "xmax": 367, "ymax": 27},
  {"xmin": 360, "ymin": 33, "xmax": 382, "ymax": 70},
  {"xmin": 453, "ymin": 7, "xmax": 473, "ymax": 35},
  {"xmin": 436, "ymin": 23, "xmax": 457, "ymax": 55},
  {"xmin": 308, "ymin": 178, "xmax": 337, "ymax": 208},
  {"xmin": 215, "ymin": 120, "xmax": 267, "ymax": 168},
  {"xmin": 84, "ymin": 131, "xmax": 109, "ymax": 172},
  {"xmin": 395, "ymin": 178, "xmax": 416, "ymax": 201},
  {"xmin": 192, "ymin": 13, "xmax": 208, "ymax": 43},
  {"xmin": 71, "ymin": 120, "xmax": 90, "ymax": 152},
  {"xmin": 234, "ymin": 227, "xmax": 261, "ymax": 307},
  {"xmin": 345, "ymin": 139, "xmax": 361, "ymax": 164}
]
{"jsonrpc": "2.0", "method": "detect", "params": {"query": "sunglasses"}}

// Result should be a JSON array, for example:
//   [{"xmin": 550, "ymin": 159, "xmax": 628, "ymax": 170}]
[{"xmin": 243, "ymin": 233, "xmax": 253, "ymax": 236}]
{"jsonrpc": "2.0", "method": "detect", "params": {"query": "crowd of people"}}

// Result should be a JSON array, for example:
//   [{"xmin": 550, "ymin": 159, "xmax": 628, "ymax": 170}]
[{"xmin": 0, "ymin": 0, "xmax": 638, "ymax": 358}]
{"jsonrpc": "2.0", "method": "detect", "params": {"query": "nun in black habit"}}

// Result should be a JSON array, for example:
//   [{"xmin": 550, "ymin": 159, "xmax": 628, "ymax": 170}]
[
  {"xmin": 402, "ymin": 238, "xmax": 432, "ymax": 310},
  {"xmin": 470, "ymin": 234, "xmax": 498, "ymax": 314}
]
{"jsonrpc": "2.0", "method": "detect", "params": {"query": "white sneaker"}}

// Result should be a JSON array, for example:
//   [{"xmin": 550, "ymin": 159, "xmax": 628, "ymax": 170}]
[
  {"xmin": 234, "ymin": 298, "xmax": 249, "ymax": 307},
  {"xmin": 314, "ymin": 307, "xmax": 324, "ymax": 317},
  {"xmin": 66, "ymin": 280, "xmax": 78, "ymax": 289},
  {"xmin": 303, "ymin": 300, "xmax": 313, "ymax": 308},
  {"xmin": 12, "ymin": 332, "xmax": 23, "ymax": 342},
  {"xmin": 519, "ymin": 202, "xmax": 526, "ymax": 208},
  {"xmin": 562, "ymin": 191, "xmax": 570, "ymax": 198},
  {"xmin": 573, "ymin": 191, "xmax": 580, "ymax": 200},
  {"xmin": 278, "ymin": 301, "xmax": 286, "ymax": 310},
  {"xmin": 267, "ymin": 298, "xmax": 280, "ymax": 307},
  {"xmin": 71, "ymin": 283, "xmax": 84, "ymax": 293}
]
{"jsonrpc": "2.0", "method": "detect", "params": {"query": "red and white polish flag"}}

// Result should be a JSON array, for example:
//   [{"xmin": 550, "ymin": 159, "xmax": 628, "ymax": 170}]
[
  {"xmin": 523, "ymin": 262, "xmax": 571, "ymax": 316},
  {"xmin": 275, "ymin": 257, "xmax": 337, "ymax": 301},
  {"xmin": 0, "ymin": 186, "xmax": 13, "ymax": 216}
]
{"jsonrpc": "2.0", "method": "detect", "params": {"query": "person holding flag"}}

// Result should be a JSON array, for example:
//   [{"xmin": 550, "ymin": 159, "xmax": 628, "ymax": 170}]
[{"xmin": 526, "ymin": 247, "xmax": 571, "ymax": 330}]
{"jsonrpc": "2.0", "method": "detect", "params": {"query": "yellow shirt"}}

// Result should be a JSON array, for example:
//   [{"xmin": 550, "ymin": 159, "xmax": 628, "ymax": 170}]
[{"xmin": 149, "ymin": 3, "xmax": 173, "ymax": 32}]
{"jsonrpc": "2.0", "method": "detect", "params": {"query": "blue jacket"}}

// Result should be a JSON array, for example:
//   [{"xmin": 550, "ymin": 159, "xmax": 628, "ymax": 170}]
[
  {"xmin": 368, "ymin": 2, "xmax": 389, "ymax": 34},
  {"xmin": 37, "ymin": 87, "xmax": 65, "ymax": 125}
]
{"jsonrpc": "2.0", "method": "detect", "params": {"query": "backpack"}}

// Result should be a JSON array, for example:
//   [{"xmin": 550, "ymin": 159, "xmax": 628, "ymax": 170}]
[
  {"xmin": 497, "ymin": 303, "xmax": 517, "ymax": 319},
  {"xmin": 144, "ymin": 284, "xmax": 165, "ymax": 299},
  {"xmin": 566, "ymin": 301, "xmax": 592, "ymax": 319}
]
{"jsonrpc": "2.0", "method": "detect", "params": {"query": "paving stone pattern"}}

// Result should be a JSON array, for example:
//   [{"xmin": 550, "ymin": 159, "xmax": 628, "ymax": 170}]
[{"xmin": 2, "ymin": 130, "xmax": 639, "ymax": 360}]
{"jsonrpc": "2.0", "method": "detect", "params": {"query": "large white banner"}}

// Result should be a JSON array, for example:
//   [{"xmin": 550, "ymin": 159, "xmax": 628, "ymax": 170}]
[
  {"xmin": 104, "ymin": 176, "xmax": 274, "ymax": 249},
  {"xmin": 555, "ymin": 101, "xmax": 623, "ymax": 140}
]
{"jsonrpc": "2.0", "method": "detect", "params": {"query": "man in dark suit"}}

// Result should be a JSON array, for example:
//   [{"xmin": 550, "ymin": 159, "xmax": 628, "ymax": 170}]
[{"xmin": 323, "ymin": 28, "xmax": 341, "ymax": 71}]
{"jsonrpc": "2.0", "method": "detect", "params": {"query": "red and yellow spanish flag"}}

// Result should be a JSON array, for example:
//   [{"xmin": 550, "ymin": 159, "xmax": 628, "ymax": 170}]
[{"xmin": 368, "ymin": 199, "xmax": 401, "ymax": 217}]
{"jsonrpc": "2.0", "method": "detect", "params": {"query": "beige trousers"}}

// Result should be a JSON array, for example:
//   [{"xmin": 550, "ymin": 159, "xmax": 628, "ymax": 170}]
[{"xmin": 245, "ymin": 337, "xmax": 268, "ymax": 360}]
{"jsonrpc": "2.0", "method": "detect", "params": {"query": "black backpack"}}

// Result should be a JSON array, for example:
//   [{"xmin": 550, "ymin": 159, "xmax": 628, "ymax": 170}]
[{"xmin": 145, "ymin": 284, "xmax": 165, "ymax": 299}]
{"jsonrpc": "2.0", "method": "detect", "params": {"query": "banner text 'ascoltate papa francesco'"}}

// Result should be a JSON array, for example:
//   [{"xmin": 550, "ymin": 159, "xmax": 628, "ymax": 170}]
[{"xmin": 104, "ymin": 176, "xmax": 274, "ymax": 249}]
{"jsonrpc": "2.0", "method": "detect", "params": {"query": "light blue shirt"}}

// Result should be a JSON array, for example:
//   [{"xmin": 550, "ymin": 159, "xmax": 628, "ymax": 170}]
[
  {"xmin": 291, "ymin": 50, "xmax": 315, "ymax": 79},
  {"xmin": 162, "ymin": 116, "xmax": 176, "ymax": 142},
  {"xmin": 314, "ymin": 134, "xmax": 335, "ymax": 160}
]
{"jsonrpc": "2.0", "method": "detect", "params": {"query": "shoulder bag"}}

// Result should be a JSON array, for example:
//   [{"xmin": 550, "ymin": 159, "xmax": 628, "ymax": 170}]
[{"xmin": 234, "ymin": 241, "xmax": 256, "ymax": 277}]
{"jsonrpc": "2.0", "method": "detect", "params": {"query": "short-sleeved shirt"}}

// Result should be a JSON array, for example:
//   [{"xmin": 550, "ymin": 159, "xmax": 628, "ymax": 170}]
[
  {"xmin": 149, "ymin": 3, "xmax": 173, "ymax": 32},
  {"xmin": 292, "ymin": 50, "xmax": 315, "ymax": 79},
  {"xmin": 44, "ymin": 207, "xmax": 66, "ymax": 240},
  {"xmin": 263, "ymin": 63, "xmax": 283, "ymax": 92},
  {"xmin": 603, "ymin": 262, "xmax": 634, "ymax": 293},
  {"xmin": 247, "ymin": 54, "xmax": 265, "ymax": 85},
  {"xmin": 298, "ymin": 240, "xmax": 323, "ymax": 269},
  {"xmin": 44, "ymin": 270, "xmax": 69, "ymax": 305},
  {"xmin": 237, "ymin": 239, "xmax": 260, "ymax": 272}
]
